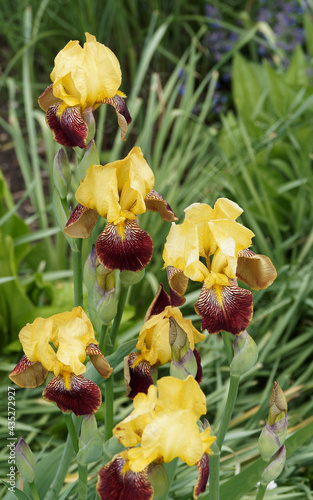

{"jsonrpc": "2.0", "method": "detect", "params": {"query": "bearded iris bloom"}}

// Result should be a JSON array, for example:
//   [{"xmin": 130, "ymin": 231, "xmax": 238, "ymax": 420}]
[
  {"xmin": 163, "ymin": 198, "xmax": 277, "ymax": 335},
  {"xmin": 9, "ymin": 307, "xmax": 112, "ymax": 416},
  {"xmin": 38, "ymin": 32, "xmax": 132, "ymax": 148},
  {"xmin": 97, "ymin": 376, "xmax": 216, "ymax": 500},
  {"xmin": 64, "ymin": 147, "xmax": 177, "ymax": 272}
]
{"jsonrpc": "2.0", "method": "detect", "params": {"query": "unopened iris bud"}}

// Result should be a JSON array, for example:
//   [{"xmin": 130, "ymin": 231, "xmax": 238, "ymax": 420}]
[
  {"xmin": 120, "ymin": 269, "xmax": 145, "ymax": 287},
  {"xmin": 258, "ymin": 381, "xmax": 288, "ymax": 461},
  {"xmin": 77, "ymin": 139, "xmax": 99, "ymax": 179},
  {"xmin": 230, "ymin": 330, "xmax": 258, "ymax": 376},
  {"xmin": 148, "ymin": 463, "xmax": 169, "ymax": 499},
  {"xmin": 77, "ymin": 414, "xmax": 103, "ymax": 465},
  {"xmin": 170, "ymin": 348, "xmax": 198, "ymax": 380},
  {"xmin": 261, "ymin": 445, "xmax": 286, "ymax": 485},
  {"xmin": 15, "ymin": 438, "xmax": 36, "ymax": 483},
  {"xmin": 169, "ymin": 317, "xmax": 188, "ymax": 362},
  {"xmin": 94, "ymin": 284, "xmax": 118, "ymax": 325},
  {"xmin": 53, "ymin": 148, "xmax": 71, "ymax": 199}
]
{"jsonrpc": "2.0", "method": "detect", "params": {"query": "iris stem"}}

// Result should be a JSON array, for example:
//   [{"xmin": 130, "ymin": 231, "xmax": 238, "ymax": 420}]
[
  {"xmin": 209, "ymin": 374, "xmax": 240, "ymax": 500},
  {"xmin": 64, "ymin": 413, "xmax": 79, "ymax": 454},
  {"xmin": 29, "ymin": 481, "xmax": 40, "ymax": 500},
  {"xmin": 221, "ymin": 331, "xmax": 233, "ymax": 366},
  {"xmin": 104, "ymin": 286, "xmax": 128, "ymax": 441},
  {"xmin": 72, "ymin": 238, "xmax": 83, "ymax": 308},
  {"xmin": 45, "ymin": 434, "xmax": 74, "ymax": 500},
  {"xmin": 98, "ymin": 323, "xmax": 108, "ymax": 352},
  {"xmin": 255, "ymin": 483, "xmax": 267, "ymax": 500},
  {"xmin": 77, "ymin": 462, "xmax": 88, "ymax": 500}
]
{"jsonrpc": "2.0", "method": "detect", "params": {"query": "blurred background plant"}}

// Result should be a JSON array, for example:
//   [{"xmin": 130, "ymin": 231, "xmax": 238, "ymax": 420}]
[{"xmin": 1, "ymin": 0, "xmax": 313, "ymax": 499}]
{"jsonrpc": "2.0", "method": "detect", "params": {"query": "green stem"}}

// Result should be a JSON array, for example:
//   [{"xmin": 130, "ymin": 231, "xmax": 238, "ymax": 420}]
[
  {"xmin": 217, "ymin": 374, "xmax": 240, "ymax": 449},
  {"xmin": 45, "ymin": 434, "xmax": 74, "ymax": 500},
  {"xmin": 221, "ymin": 331, "xmax": 233, "ymax": 365},
  {"xmin": 104, "ymin": 286, "xmax": 128, "ymax": 440},
  {"xmin": 77, "ymin": 462, "xmax": 88, "ymax": 500},
  {"xmin": 208, "ymin": 441, "xmax": 220, "ymax": 500},
  {"xmin": 255, "ymin": 483, "xmax": 267, "ymax": 500},
  {"xmin": 29, "ymin": 481, "xmax": 40, "ymax": 500},
  {"xmin": 209, "ymin": 375, "xmax": 240, "ymax": 500},
  {"xmin": 64, "ymin": 413, "xmax": 79, "ymax": 454},
  {"xmin": 159, "ymin": 457, "xmax": 178, "ymax": 500},
  {"xmin": 98, "ymin": 323, "xmax": 108, "ymax": 352},
  {"xmin": 72, "ymin": 239, "xmax": 83, "ymax": 308}
]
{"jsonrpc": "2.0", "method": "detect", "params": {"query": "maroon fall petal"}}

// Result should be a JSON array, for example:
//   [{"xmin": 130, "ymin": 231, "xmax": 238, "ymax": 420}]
[
  {"xmin": 103, "ymin": 95, "xmax": 132, "ymax": 141},
  {"xmin": 145, "ymin": 190, "xmax": 178, "ymax": 222},
  {"xmin": 193, "ymin": 348, "xmax": 203, "ymax": 385},
  {"xmin": 97, "ymin": 454, "xmax": 153, "ymax": 500},
  {"xmin": 144, "ymin": 283, "xmax": 171, "ymax": 322},
  {"xmin": 96, "ymin": 220, "xmax": 153, "ymax": 272},
  {"xmin": 124, "ymin": 353, "xmax": 154, "ymax": 399},
  {"xmin": 193, "ymin": 453, "xmax": 210, "ymax": 500},
  {"xmin": 64, "ymin": 203, "xmax": 99, "ymax": 238},
  {"xmin": 9, "ymin": 355, "xmax": 48, "ymax": 388},
  {"xmin": 194, "ymin": 281, "xmax": 253, "ymax": 335},
  {"xmin": 42, "ymin": 374, "xmax": 101, "ymax": 416},
  {"xmin": 46, "ymin": 103, "xmax": 89, "ymax": 148},
  {"xmin": 85, "ymin": 343, "xmax": 113, "ymax": 379},
  {"xmin": 167, "ymin": 266, "xmax": 188, "ymax": 306}
]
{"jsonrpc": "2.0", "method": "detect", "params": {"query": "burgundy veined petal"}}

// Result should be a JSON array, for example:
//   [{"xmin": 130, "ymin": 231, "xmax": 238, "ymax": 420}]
[
  {"xmin": 193, "ymin": 348, "xmax": 203, "ymax": 385},
  {"xmin": 194, "ymin": 281, "xmax": 253, "ymax": 335},
  {"xmin": 97, "ymin": 454, "xmax": 153, "ymax": 500},
  {"xmin": 193, "ymin": 453, "xmax": 209, "ymax": 500},
  {"xmin": 237, "ymin": 248, "xmax": 277, "ymax": 291},
  {"xmin": 46, "ymin": 103, "xmax": 88, "ymax": 148},
  {"xmin": 124, "ymin": 353, "xmax": 154, "ymax": 399},
  {"xmin": 167, "ymin": 266, "xmax": 188, "ymax": 306},
  {"xmin": 64, "ymin": 203, "xmax": 99, "ymax": 238},
  {"xmin": 144, "ymin": 283, "xmax": 171, "ymax": 322},
  {"xmin": 96, "ymin": 220, "xmax": 153, "ymax": 272},
  {"xmin": 145, "ymin": 190, "xmax": 178, "ymax": 222},
  {"xmin": 38, "ymin": 84, "xmax": 60, "ymax": 112},
  {"xmin": 85, "ymin": 343, "xmax": 113, "ymax": 379},
  {"xmin": 103, "ymin": 95, "xmax": 132, "ymax": 141},
  {"xmin": 42, "ymin": 374, "xmax": 101, "ymax": 416},
  {"xmin": 9, "ymin": 355, "xmax": 48, "ymax": 389}
]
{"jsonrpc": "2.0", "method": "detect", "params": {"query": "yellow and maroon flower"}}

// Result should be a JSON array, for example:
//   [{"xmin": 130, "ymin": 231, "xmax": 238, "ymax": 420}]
[
  {"xmin": 9, "ymin": 307, "xmax": 112, "ymax": 416},
  {"xmin": 97, "ymin": 376, "xmax": 216, "ymax": 500},
  {"xmin": 64, "ymin": 147, "xmax": 177, "ymax": 272},
  {"xmin": 163, "ymin": 198, "xmax": 277, "ymax": 335},
  {"xmin": 124, "ymin": 284, "xmax": 205, "ymax": 398},
  {"xmin": 38, "ymin": 32, "xmax": 131, "ymax": 148}
]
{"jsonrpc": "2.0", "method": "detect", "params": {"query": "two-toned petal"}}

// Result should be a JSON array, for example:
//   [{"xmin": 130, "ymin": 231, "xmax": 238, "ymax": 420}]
[
  {"xmin": 145, "ymin": 190, "xmax": 178, "ymax": 222},
  {"xmin": 237, "ymin": 249, "xmax": 277, "ymax": 291},
  {"xmin": 64, "ymin": 204, "xmax": 99, "ymax": 239},
  {"xmin": 86, "ymin": 343, "xmax": 113, "ymax": 378},
  {"xmin": 46, "ymin": 103, "xmax": 89, "ymax": 148},
  {"xmin": 97, "ymin": 453, "xmax": 153, "ymax": 500},
  {"xmin": 9, "ymin": 355, "xmax": 48, "ymax": 389},
  {"xmin": 103, "ymin": 95, "xmax": 132, "ymax": 141},
  {"xmin": 124, "ymin": 352, "xmax": 155, "ymax": 399},
  {"xmin": 194, "ymin": 281, "xmax": 253, "ymax": 335},
  {"xmin": 42, "ymin": 373, "xmax": 101, "ymax": 416}
]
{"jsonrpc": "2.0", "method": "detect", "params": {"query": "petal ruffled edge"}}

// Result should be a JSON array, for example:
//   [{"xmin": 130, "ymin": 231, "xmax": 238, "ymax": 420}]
[
  {"xmin": 9, "ymin": 355, "xmax": 48, "ymax": 388},
  {"xmin": 194, "ymin": 281, "xmax": 253, "ymax": 335},
  {"xmin": 97, "ymin": 453, "xmax": 153, "ymax": 500},
  {"xmin": 145, "ymin": 190, "xmax": 178, "ymax": 222},
  {"xmin": 85, "ymin": 343, "xmax": 113, "ymax": 378},
  {"xmin": 42, "ymin": 374, "xmax": 101, "ymax": 416},
  {"xmin": 237, "ymin": 249, "xmax": 277, "ymax": 291},
  {"xmin": 103, "ymin": 95, "xmax": 132, "ymax": 141},
  {"xmin": 64, "ymin": 203, "xmax": 99, "ymax": 238},
  {"xmin": 96, "ymin": 220, "xmax": 153, "ymax": 272},
  {"xmin": 46, "ymin": 103, "xmax": 89, "ymax": 148}
]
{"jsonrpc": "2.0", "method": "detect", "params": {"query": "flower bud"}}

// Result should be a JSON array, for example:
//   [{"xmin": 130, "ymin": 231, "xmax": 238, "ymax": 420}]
[
  {"xmin": 94, "ymin": 284, "xmax": 118, "ymax": 325},
  {"xmin": 170, "ymin": 348, "xmax": 198, "ymax": 380},
  {"xmin": 230, "ymin": 330, "xmax": 258, "ymax": 376},
  {"xmin": 77, "ymin": 139, "xmax": 99, "ymax": 179},
  {"xmin": 82, "ymin": 107, "xmax": 96, "ymax": 145},
  {"xmin": 268, "ymin": 381, "xmax": 287, "ymax": 426},
  {"xmin": 77, "ymin": 414, "xmax": 103, "ymax": 465},
  {"xmin": 53, "ymin": 148, "xmax": 71, "ymax": 199},
  {"xmin": 258, "ymin": 416, "xmax": 287, "ymax": 461},
  {"xmin": 119, "ymin": 269, "xmax": 145, "ymax": 287},
  {"xmin": 169, "ymin": 317, "xmax": 188, "ymax": 362},
  {"xmin": 15, "ymin": 438, "xmax": 36, "ymax": 483},
  {"xmin": 148, "ymin": 463, "xmax": 169, "ymax": 499},
  {"xmin": 261, "ymin": 445, "xmax": 286, "ymax": 485}
]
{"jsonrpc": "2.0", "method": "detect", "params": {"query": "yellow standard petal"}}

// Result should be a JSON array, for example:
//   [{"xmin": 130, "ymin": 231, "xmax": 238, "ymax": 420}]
[
  {"xmin": 127, "ymin": 409, "xmax": 205, "ymax": 471},
  {"xmin": 75, "ymin": 164, "xmax": 121, "ymax": 222},
  {"xmin": 19, "ymin": 317, "xmax": 58, "ymax": 373},
  {"xmin": 155, "ymin": 375, "xmax": 207, "ymax": 419}
]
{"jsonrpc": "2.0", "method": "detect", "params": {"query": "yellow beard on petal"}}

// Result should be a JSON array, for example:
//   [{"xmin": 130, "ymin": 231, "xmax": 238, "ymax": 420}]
[{"xmin": 62, "ymin": 371, "xmax": 72, "ymax": 391}]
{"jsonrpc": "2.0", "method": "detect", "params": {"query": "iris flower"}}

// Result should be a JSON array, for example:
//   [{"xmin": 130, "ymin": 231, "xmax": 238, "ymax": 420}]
[
  {"xmin": 9, "ymin": 307, "xmax": 112, "ymax": 416},
  {"xmin": 38, "ymin": 32, "xmax": 131, "ymax": 148},
  {"xmin": 64, "ymin": 147, "xmax": 177, "ymax": 272},
  {"xmin": 97, "ymin": 376, "xmax": 216, "ymax": 500},
  {"xmin": 163, "ymin": 198, "xmax": 277, "ymax": 335},
  {"xmin": 125, "ymin": 283, "xmax": 204, "ymax": 398}
]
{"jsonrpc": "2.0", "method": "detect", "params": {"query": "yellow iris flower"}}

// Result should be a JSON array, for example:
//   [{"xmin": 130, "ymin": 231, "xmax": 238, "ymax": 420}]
[
  {"xmin": 9, "ymin": 307, "xmax": 112, "ymax": 415},
  {"xmin": 38, "ymin": 33, "xmax": 131, "ymax": 147}
]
